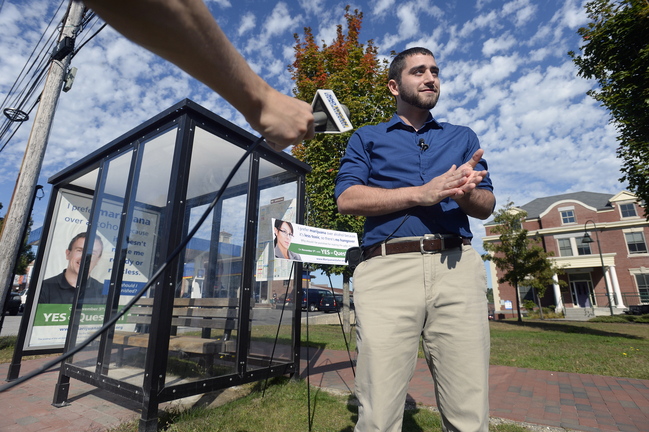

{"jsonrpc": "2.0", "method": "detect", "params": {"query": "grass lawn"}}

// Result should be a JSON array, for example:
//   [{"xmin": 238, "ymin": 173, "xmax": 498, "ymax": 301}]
[
  {"xmin": 107, "ymin": 377, "xmax": 529, "ymax": 432},
  {"xmin": 296, "ymin": 318, "xmax": 649, "ymax": 379},
  {"xmin": 489, "ymin": 319, "xmax": 649, "ymax": 380}
]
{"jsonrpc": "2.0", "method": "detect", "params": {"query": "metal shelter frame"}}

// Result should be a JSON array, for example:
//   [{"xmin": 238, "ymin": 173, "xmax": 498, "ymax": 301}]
[{"xmin": 8, "ymin": 99, "xmax": 308, "ymax": 431}]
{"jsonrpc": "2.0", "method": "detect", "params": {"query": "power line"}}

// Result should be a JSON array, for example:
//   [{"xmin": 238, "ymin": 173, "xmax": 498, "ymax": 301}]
[
  {"xmin": 0, "ymin": 3, "xmax": 105, "ymax": 155},
  {"xmin": 73, "ymin": 22, "xmax": 107, "ymax": 58},
  {"xmin": 0, "ymin": 0, "xmax": 67, "ymax": 152},
  {"xmin": 0, "ymin": 0, "xmax": 66, "ymax": 112}
]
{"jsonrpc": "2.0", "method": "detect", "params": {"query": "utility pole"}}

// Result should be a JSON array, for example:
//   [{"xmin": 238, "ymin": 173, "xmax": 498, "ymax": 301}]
[{"xmin": 0, "ymin": 1, "xmax": 85, "ymax": 311}]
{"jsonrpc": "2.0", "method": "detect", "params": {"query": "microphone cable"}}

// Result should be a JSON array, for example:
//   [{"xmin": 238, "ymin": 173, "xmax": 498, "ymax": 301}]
[{"xmin": 0, "ymin": 135, "xmax": 266, "ymax": 393}]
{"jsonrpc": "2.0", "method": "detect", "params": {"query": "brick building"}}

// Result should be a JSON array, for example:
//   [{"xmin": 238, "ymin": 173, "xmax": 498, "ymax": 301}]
[{"xmin": 484, "ymin": 191, "xmax": 649, "ymax": 319}]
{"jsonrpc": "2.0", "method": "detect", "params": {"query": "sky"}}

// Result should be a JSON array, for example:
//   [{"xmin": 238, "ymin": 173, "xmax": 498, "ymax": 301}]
[{"xmin": 0, "ymin": 0, "xmax": 625, "ymax": 287}]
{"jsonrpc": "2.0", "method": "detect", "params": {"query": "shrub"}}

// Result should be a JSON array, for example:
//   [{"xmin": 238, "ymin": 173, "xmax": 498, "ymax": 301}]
[{"xmin": 589, "ymin": 314, "xmax": 649, "ymax": 323}]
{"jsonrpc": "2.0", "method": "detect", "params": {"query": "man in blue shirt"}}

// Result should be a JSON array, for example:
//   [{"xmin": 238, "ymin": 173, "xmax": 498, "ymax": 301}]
[{"xmin": 335, "ymin": 47, "xmax": 495, "ymax": 432}]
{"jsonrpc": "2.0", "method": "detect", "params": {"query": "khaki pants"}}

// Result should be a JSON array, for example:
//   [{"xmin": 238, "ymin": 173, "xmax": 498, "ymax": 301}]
[{"xmin": 353, "ymin": 242, "xmax": 490, "ymax": 432}]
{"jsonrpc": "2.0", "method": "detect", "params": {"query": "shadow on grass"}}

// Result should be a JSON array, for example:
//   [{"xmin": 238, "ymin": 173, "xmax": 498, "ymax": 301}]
[
  {"xmin": 344, "ymin": 395, "xmax": 428, "ymax": 432},
  {"xmin": 496, "ymin": 320, "xmax": 646, "ymax": 340}
]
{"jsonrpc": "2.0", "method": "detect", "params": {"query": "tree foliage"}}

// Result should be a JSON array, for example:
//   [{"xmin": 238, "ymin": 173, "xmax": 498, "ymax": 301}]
[
  {"xmin": 483, "ymin": 201, "xmax": 565, "ymax": 321},
  {"xmin": 0, "ymin": 202, "xmax": 36, "ymax": 276},
  {"xmin": 569, "ymin": 0, "xmax": 649, "ymax": 217},
  {"xmin": 289, "ymin": 6, "xmax": 394, "ymax": 277}
]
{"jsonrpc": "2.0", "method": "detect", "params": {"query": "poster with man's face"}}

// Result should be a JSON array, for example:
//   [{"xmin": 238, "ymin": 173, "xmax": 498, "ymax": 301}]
[{"xmin": 26, "ymin": 190, "xmax": 159, "ymax": 349}]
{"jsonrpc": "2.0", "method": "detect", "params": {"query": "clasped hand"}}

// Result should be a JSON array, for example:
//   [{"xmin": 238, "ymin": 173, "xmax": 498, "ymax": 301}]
[{"xmin": 419, "ymin": 149, "xmax": 487, "ymax": 206}]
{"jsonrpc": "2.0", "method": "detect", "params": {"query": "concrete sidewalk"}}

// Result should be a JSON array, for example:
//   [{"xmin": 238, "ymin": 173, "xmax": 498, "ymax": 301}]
[{"xmin": 0, "ymin": 348, "xmax": 647, "ymax": 431}]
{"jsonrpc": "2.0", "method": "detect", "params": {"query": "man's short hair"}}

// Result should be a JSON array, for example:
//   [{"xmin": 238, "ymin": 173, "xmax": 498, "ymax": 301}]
[
  {"xmin": 67, "ymin": 232, "xmax": 87, "ymax": 251},
  {"xmin": 67, "ymin": 232, "xmax": 103, "ymax": 256},
  {"xmin": 388, "ymin": 47, "xmax": 435, "ymax": 85}
]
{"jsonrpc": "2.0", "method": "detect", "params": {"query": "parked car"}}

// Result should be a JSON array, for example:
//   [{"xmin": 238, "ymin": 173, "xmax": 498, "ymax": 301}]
[
  {"xmin": 3, "ymin": 292, "xmax": 22, "ymax": 316},
  {"xmin": 319, "ymin": 293, "xmax": 341, "ymax": 313},
  {"xmin": 302, "ymin": 288, "xmax": 330, "ymax": 312},
  {"xmin": 319, "ymin": 294, "xmax": 355, "ymax": 313},
  {"xmin": 334, "ymin": 294, "xmax": 354, "ymax": 310},
  {"xmin": 273, "ymin": 293, "xmax": 293, "ymax": 309}
]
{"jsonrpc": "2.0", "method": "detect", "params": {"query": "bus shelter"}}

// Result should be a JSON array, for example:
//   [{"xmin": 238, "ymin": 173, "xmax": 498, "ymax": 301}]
[{"xmin": 10, "ymin": 99, "xmax": 309, "ymax": 431}]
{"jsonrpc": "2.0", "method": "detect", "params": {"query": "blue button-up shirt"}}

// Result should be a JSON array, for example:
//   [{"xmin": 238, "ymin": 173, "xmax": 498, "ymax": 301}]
[{"xmin": 335, "ymin": 114, "xmax": 494, "ymax": 246}]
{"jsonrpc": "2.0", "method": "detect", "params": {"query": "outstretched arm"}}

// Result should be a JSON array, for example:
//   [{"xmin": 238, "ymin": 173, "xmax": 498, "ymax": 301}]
[{"xmin": 81, "ymin": 0, "xmax": 314, "ymax": 151}]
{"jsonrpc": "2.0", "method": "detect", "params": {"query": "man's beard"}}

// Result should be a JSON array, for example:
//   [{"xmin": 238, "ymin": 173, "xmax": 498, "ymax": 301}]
[{"xmin": 398, "ymin": 83, "xmax": 439, "ymax": 110}]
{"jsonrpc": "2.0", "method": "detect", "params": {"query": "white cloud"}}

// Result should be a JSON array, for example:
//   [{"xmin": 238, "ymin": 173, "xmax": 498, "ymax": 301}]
[
  {"xmin": 298, "ymin": 0, "xmax": 324, "ymax": 15},
  {"xmin": 317, "ymin": 23, "xmax": 340, "ymax": 47},
  {"xmin": 396, "ymin": 4, "xmax": 420, "ymax": 39},
  {"xmin": 265, "ymin": 2, "xmax": 301, "ymax": 38},
  {"xmin": 373, "ymin": 0, "xmax": 396, "ymax": 16},
  {"xmin": 482, "ymin": 32, "xmax": 517, "ymax": 56},
  {"xmin": 244, "ymin": 2, "xmax": 302, "ymax": 57},
  {"xmin": 557, "ymin": 0, "xmax": 589, "ymax": 29},
  {"xmin": 501, "ymin": 0, "xmax": 537, "ymax": 27},
  {"xmin": 377, "ymin": 0, "xmax": 443, "ymax": 51},
  {"xmin": 459, "ymin": 10, "xmax": 501, "ymax": 39},
  {"xmin": 470, "ymin": 55, "xmax": 520, "ymax": 87},
  {"xmin": 205, "ymin": 0, "xmax": 232, "ymax": 8},
  {"xmin": 238, "ymin": 12, "xmax": 256, "ymax": 36}
]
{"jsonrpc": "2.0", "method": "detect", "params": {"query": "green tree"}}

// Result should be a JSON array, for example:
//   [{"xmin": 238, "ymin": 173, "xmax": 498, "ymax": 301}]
[
  {"xmin": 483, "ymin": 202, "xmax": 565, "ymax": 322},
  {"xmin": 0, "ymin": 202, "xmax": 36, "ymax": 277},
  {"xmin": 290, "ymin": 7, "xmax": 394, "ymax": 332},
  {"xmin": 569, "ymin": 0, "xmax": 649, "ymax": 218}
]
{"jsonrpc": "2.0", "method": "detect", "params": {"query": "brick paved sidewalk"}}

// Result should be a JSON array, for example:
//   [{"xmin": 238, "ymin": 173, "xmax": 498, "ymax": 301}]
[
  {"xmin": 0, "ymin": 349, "xmax": 647, "ymax": 431},
  {"xmin": 301, "ymin": 347, "xmax": 649, "ymax": 432}
]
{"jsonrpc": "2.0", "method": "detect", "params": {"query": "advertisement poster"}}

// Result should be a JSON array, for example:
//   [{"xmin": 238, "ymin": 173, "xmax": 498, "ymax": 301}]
[
  {"xmin": 271, "ymin": 218, "xmax": 359, "ymax": 266},
  {"xmin": 27, "ymin": 190, "xmax": 159, "ymax": 349},
  {"xmin": 256, "ymin": 198, "xmax": 296, "ymax": 282}
]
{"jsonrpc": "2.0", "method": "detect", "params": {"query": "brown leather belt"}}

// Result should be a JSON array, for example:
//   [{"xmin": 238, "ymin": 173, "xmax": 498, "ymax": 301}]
[{"xmin": 363, "ymin": 236, "xmax": 471, "ymax": 260}]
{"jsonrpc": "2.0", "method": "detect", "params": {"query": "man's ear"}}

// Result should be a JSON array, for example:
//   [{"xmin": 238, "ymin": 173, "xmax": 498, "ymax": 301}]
[{"xmin": 388, "ymin": 79, "xmax": 399, "ymax": 97}]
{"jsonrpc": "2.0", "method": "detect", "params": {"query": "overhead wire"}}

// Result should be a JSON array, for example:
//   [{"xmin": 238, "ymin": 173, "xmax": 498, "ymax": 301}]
[
  {"xmin": 0, "ymin": 3, "xmax": 105, "ymax": 154},
  {"xmin": 0, "ymin": 0, "xmax": 66, "ymax": 152},
  {"xmin": 0, "ymin": 0, "xmax": 66, "ymax": 112}
]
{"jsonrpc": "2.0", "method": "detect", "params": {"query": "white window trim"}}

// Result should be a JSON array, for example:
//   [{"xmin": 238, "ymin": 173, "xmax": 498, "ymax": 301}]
[
  {"xmin": 618, "ymin": 201, "xmax": 639, "ymax": 219},
  {"xmin": 558, "ymin": 206, "xmax": 576, "ymax": 225},
  {"xmin": 554, "ymin": 234, "xmax": 591, "ymax": 257},
  {"xmin": 629, "ymin": 269, "xmax": 649, "ymax": 303},
  {"xmin": 623, "ymin": 229, "xmax": 648, "ymax": 256}
]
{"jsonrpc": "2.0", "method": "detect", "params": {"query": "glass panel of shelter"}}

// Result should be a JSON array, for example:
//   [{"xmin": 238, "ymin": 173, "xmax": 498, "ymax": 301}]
[
  {"xmin": 159, "ymin": 126, "xmax": 252, "ymax": 382},
  {"xmin": 247, "ymin": 158, "xmax": 300, "ymax": 372},
  {"xmin": 68, "ymin": 127, "xmax": 178, "ymax": 386},
  {"xmin": 66, "ymin": 146, "xmax": 133, "ymax": 376}
]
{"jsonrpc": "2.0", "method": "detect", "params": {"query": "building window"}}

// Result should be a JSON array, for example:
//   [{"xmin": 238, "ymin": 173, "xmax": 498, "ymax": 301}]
[
  {"xmin": 625, "ymin": 232, "xmax": 648, "ymax": 254},
  {"xmin": 518, "ymin": 285, "xmax": 534, "ymax": 302},
  {"xmin": 560, "ymin": 209, "xmax": 576, "ymax": 224},
  {"xmin": 636, "ymin": 274, "xmax": 649, "ymax": 303},
  {"xmin": 558, "ymin": 238, "xmax": 573, "ymax": 257},
  {"xmin": 620, "ymin": 203, "xmax": 637, "ymax": 218},
  {"xmin": 576, "ymin": 237, "xmax": 592, "ymax": 255}
]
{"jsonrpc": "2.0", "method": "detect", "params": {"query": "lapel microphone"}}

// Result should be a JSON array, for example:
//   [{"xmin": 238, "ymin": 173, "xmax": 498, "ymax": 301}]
[{"xmin": 418, "ymin": 138, "xmax": 429, "ymax": 151}]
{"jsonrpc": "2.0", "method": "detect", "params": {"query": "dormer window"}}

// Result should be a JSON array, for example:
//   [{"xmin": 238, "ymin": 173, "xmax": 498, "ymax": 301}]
[
  {"xmin": 559, "ymin": 207, "xmax": 576, "ymax": 224},
  {"xmin": 619, "ymin": 202, "xmax": 637, "ymax": 218}
]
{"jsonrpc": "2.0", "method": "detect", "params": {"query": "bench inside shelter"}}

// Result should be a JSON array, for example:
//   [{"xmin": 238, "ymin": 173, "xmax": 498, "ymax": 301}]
[{"xmin": 112, "ymin": 297, "xmax": 242, "ymax": 369}]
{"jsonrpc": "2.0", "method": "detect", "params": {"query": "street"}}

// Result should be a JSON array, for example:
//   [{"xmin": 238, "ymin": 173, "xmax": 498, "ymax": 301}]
[{"xmin": 0, "ymin": 313, "xmax": 22, "ymax": 337}]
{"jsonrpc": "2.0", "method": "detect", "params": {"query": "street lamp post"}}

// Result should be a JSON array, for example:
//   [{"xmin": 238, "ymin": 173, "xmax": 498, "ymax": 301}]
[{"xmin": 581, "ymin": 220, "xmax": 615, "ymax": 316}]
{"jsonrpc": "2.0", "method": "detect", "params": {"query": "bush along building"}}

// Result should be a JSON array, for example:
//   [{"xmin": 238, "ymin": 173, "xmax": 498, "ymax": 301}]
[{"xmin": 484, "ymin": 191, "xmax": 649, "ymax": 320}]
